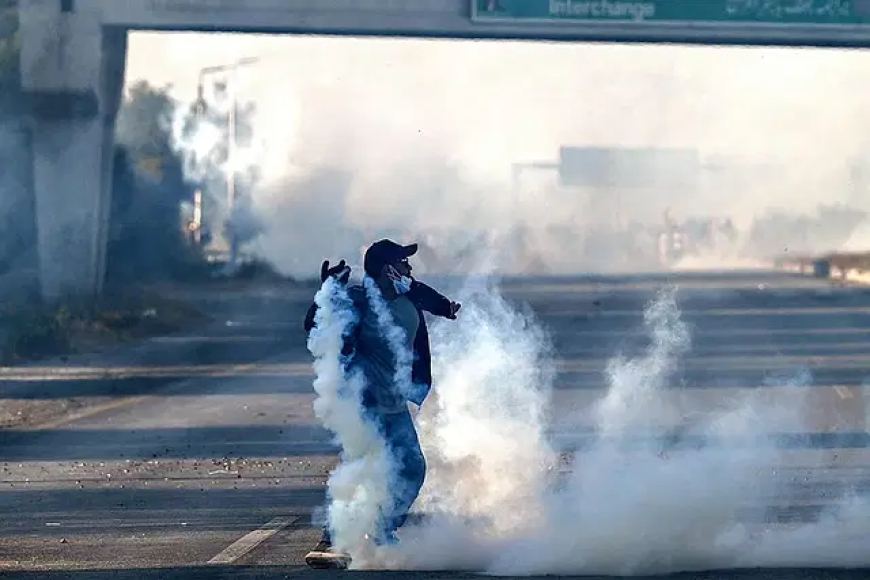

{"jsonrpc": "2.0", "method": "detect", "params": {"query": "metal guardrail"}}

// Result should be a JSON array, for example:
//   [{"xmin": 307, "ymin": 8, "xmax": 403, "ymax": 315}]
[{"xmin": 773, "ymin": 251, "xmax": 870, "ymax": 279}]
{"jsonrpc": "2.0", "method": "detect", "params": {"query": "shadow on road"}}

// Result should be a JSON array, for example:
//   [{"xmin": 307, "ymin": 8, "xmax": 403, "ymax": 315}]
[
  {"xmin": 0, "ymin": 425, "xmax": 337, "ymax": 461},
  {"xmin": 6, "ymin": 424, "xmax": 870, "ymax": 462},
  {"xmin": 0, "ymin": 338, "xmax": 304, "ymax": 401},
  {"xmin": 3, "ymin": 365, "xmax": 868, "ymax": 401},
  {"xmin": 0, "ymin": 367, "xmax": 313, "ymax": 400},
  {"xmin": 6, "ymin": 271, "xmax": 870, "ymax": 401},
  {"xmin": 0, "ymin": 487, "xmax": 327, "ymax": 537}
]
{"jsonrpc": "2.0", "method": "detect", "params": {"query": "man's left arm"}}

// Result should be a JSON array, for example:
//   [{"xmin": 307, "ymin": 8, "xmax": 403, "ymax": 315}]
[{"xmin": 408, "ymin": 280, "xmax": 460, "ymax": 319}]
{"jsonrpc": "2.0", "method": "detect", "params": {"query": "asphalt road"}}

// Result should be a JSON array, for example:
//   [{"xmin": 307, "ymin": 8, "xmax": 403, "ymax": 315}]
[{"xmin": 2, "ymin": 271, "xmax": 870, "ymax": 579}]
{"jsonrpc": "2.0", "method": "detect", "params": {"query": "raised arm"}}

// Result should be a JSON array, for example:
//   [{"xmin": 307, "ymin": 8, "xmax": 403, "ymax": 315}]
[
  {"xmin": 407, "ymin": 280, "xmax": 461, "ymax": 319},
  {"xmin": 302, "ymin": 259, "xmax": 352, "ymax": 333}
]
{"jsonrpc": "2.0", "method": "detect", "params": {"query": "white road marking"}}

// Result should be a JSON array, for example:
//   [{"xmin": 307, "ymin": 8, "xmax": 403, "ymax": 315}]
[
  {"xmin": 207, "ymin": 516, "xmax": 297, "ymax": 565},
  {"xmin": 834, "ymin": 385, "xmax": 855, "ymax": 399}
]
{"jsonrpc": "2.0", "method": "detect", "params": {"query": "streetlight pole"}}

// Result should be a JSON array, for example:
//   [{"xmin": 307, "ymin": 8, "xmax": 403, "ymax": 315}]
[
  {"xmin": 193, "ymin": 56, "xmax": 260, "ymax": 266},
  {"xmin": 508, "ymin": 161, "xmax": 560, "ymax": 272},
  {"xmin": 511, "ymin": 160, "xmax": 559, "ymax": 216}
]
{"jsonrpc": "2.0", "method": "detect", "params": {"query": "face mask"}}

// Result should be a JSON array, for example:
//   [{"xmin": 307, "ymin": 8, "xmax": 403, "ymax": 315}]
[
  {"xmin": 392, "ymin": 275, "xmax": 413, "ymax": 295},
  {"xmin": 386, "ymin": 265, "xmax": 413, "ymax": 295}
]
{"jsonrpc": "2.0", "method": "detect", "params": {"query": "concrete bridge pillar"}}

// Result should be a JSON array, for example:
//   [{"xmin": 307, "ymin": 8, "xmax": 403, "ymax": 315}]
[{"xmin": 18, "ymin": 1, "xmax": 125, "ymax": 302}]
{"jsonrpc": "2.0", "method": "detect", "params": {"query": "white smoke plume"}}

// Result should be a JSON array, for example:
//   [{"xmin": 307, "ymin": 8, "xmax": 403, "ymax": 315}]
[
  {"xmin": 309, "ymin": 274, "xmax": 429, "ymax": 564},
  {"xmin": 418, "ymin": 281, "xmax": 556, "ymax": 531},
  {"xmin": 347, "ymin": 281, "xmax": 870, "ymax": 575},
  {"xmin": 305, "ymin": 244, "xmax": 870, "ymax": 574},
  {"xmin": 169, "ymin": 73, "xmax": 268, "ymax": 257},
  {"xmin": 307, "ymin": 277, "xmax": 392, "ymax": 558},
  {"xmin": 363, "ymin": 275, "xmax": 416, "ymax": 401},
  {"xmin": 594, "ymin": 288, "xmax": 691, "ymax": 437}
]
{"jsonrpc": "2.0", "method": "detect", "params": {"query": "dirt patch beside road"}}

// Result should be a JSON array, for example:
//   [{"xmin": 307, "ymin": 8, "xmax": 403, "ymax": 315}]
[{"xmin": 0, "ymin": 289, "xmax": 213, "ymax": 366}]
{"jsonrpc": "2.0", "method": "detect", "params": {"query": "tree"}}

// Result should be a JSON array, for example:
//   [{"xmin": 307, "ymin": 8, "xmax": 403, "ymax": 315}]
[
  {"xmin": 0, "ymin": 1, "xmax": 20, "ymax": 111},
  {"xmin": 109, "ymin": 81, "xmax": 200, "ymax": 284},
  {"xmin": 116, "ymin": 80, "xmax": 187, "ymax": 187},
  {"xmin": 0, "ymin": 4, "xmax": 37, "ymax": 296},
  {"xmin": 110, "ymin": 78, "xmax": 262, "ymax": 283}
]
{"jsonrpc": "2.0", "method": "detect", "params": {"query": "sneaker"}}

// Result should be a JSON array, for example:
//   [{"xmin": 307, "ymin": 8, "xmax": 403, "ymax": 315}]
[{"xmin": 305, "ymin": 538, "xmax": 352, "ymax": 569}]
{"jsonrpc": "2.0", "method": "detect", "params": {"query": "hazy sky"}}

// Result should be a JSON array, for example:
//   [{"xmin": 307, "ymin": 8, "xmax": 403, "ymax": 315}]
[
  {"xmin": 124, "ymin": 32, "xmax": 870, "ymax": 273},
  {"xmin": 125, "ymin": 31, "xmax": 870, "ymax": 192}
]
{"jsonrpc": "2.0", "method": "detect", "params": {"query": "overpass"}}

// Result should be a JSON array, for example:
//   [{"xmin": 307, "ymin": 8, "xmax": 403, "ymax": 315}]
[{"xmin": 17, "ymin": 0, "xmax": 870, "ymax": 300}]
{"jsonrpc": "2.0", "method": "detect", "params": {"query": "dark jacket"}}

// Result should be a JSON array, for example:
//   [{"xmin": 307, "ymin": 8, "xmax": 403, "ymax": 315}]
[{"xmin": 303, "ymin": 279, "xmax": 455, "ymax": 405}]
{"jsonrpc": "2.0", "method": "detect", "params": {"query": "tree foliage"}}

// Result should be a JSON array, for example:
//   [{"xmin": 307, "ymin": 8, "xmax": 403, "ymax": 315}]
[
  {"xmin": 0, "ymin": 2, "xmax": 20, "ymax": 110},
  {"xmin": 110, "ymin": 78, "xmax": 261, "ymax": 283},
  {"xmin": 0, "ymin": 6, "xmax": 36, "ymax": 293},
  {"xmin": 116, "ymin": 81, "xmax": 181, "ymax": 180},
  {"xmin": 109, "ymin": 81, "xmax": 203, "ymax": 284}
]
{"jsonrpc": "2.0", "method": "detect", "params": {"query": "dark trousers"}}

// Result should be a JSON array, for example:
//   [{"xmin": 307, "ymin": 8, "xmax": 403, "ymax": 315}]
[{"xmin": 322, "ymin": 406, "xmax": 427, "ymax": 545}]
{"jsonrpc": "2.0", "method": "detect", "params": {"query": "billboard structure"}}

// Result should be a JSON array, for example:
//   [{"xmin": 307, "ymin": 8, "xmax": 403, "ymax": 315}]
[{"xmin": 558, "ymin": 146, "xmax": 701, "ymax": 189}]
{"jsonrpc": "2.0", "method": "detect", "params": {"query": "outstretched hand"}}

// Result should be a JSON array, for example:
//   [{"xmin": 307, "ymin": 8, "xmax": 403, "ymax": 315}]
[
  {"xmin": 447, "ymin": 301, "xmax": 461, "ymax": 319},
  {"xmin": 320, "ymin": 260, "xmax": 351, "ymax": 284}
]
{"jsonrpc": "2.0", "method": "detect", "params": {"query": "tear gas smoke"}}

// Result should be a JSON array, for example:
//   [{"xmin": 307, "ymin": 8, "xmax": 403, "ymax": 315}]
[
  {"xmin": 308, "ymin": 275, "xmax": 424, "ymax": 562},
  {"xmin": 363, "ymin": 275, "xmax": 415, "ymax": 401},
  {"xmin": 125, "ymin": 33, "xmax": 870, "ymax": 573},
  {"xmin": 169, "ymin": 76, "xmax": 268, "ymax": 257},
  {"xmin": 311, "ymin": 276, "xmax": 870, "ymax": 574},
  {"xmin": 127, "ymin": 33, "xmax": 870, "ymax": 277},
  {"xmin": 307, "ymin": 277, "xmax": 392, "ymax": 556}
]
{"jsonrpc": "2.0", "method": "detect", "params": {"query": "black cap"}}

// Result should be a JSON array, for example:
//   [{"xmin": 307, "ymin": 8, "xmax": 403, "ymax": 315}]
[{"xmin": 363, "ymin": 239, "xmax": 418, "ymax": 277}]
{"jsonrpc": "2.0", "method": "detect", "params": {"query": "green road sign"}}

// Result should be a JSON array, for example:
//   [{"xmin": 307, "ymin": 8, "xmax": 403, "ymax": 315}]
[{"xmin": 471, "ymin": 0, "xmax": 870, "ymax": 26}]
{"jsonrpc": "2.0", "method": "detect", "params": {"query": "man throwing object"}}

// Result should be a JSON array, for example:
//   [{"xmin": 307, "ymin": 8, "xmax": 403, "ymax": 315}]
[{"xmin": 304, "ymin": 239, "xmax": 461, "ymax": 568}]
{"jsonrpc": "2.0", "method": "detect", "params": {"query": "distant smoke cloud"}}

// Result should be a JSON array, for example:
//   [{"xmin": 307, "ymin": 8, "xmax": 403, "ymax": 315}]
[{"xmin": 126, "ymin": 33, "xmax": 870, "ymax": 277}]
